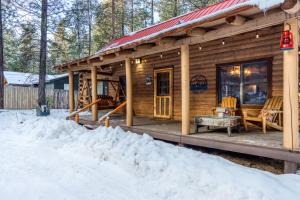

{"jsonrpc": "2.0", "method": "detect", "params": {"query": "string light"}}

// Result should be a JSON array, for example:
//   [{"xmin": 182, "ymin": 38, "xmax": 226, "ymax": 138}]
[
  {"xmin": 222, "ymin": 40, "xmax": 225, "ymax": 45},
  {"xmin": 256, "ymin": 31, "xmax": 260, "ymax": 39},
  {"xmin": 178, "ymin": 51, "xmax": 181, "ymax": 55},
  {"xmin": 198, "ymin": 46, "xmax": 202, "ymax": 51},
  {"xmin": 160, "ymin": 53, "xmax": 163, "ymax": 58}
]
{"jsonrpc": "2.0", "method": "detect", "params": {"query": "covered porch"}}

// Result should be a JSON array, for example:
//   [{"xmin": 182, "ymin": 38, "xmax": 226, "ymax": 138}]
[{"xmin": 55, "ymin": 1, "xmax": 300, "ymax": 173}]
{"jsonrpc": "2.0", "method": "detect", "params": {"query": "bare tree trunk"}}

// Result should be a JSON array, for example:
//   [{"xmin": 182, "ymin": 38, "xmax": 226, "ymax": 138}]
[
  {"xmin": 112, "ymin": 0, "xmax": 116, "ymax": 39},
  {"xmin": 0, "ymin": 0, "xmax": 3, "ymax": 109},
  {"xmin": 38, "ymin": 0, "xmax": 47, "ymax": 106},
  {"xmin": 151, "ymin": 0, "xmax": 154, "ymax": 25},
  {"xmin": 75, "ymin": 0, "xmax": 81, "ymax": 57},
  {"xmin": 130, "ymin": 0, "xmax": 134, "ymax": 32},
  {"xmin": 173, "ymin": 0, "xmax": 178, "ymax": 17},
  {"xmin": 88, "ymin": 0, "xmax": 92, "ymax": 55},
  {"xmin": 121, "ymin": 0, "xmax": 125, "ymax": 36}
]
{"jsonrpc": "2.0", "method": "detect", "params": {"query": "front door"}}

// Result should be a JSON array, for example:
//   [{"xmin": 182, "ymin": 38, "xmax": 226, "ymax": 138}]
[{"xmin": 154, "ymin": 68, "xmax": 173, "ymax": 118}]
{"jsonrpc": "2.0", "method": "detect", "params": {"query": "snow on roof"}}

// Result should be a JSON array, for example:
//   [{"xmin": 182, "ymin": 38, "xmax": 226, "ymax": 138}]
[
  {"xmin": 4, "ymin": 71, "xmax": 68, "ymax": 86},
  {"xmin": 98, "ymin": 0, "xmax": 284, "ymax": 54}
]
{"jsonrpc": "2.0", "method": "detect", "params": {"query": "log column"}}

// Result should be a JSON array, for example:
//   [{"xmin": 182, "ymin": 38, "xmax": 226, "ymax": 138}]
[
  {"xmin": 68, "ymin": 70, "xmax": 74, "ymax": 113},
  {"xmin": 125, "ymin": 57, "xmax": 133, "ymax": 126},
  {"xmin": 181, "ymin": 44, "xmax": 190, "ymax": 135},
  {"xmin": 91, "ymin": 65, "xmax": 98, "ymax": 121},
  {"xmin": 283, "ymin": 18, "xmax": 299, "ymax": 150}
]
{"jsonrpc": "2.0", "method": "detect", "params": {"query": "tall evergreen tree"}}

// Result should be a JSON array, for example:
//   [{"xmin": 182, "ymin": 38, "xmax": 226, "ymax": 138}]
[
  {"xmin": 19, "ymin": 23, "xmax": 39, "ymax": 73},
  {"xmin": 4, "ymin": 29, "xmax": 20, "ymax": 71},
  {"xmin": 48, "ymin": 20, "xmax": 69, "ymax": 67}
]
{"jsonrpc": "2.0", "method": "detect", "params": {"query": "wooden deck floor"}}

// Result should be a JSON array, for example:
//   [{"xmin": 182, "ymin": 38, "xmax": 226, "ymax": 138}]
[{"xmin": 78, "ymin": 114, "xmax": 300, "ymax": 164}]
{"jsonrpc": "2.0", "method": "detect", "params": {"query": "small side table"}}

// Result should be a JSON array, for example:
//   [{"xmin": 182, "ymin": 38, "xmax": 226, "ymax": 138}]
[{"xmin": 194, "ymin": 116, "xmax": 241, "ymax": 137}]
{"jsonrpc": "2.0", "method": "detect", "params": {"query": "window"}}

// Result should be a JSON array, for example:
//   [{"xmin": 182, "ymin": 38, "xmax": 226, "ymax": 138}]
[
  {"xmin": 97, "ymin": 81, "xmax": 108, "ymax": 95},
  {"xmin": 63, "ymin": 84, "xmax": 69, "ymax": 91},
  {"xmin": 157, "ymin": 72, "xmax": 170, "ymax": 96},
  {"xmin": 218, "ymin": 60, "xmax": 270, "ymax": 105}
]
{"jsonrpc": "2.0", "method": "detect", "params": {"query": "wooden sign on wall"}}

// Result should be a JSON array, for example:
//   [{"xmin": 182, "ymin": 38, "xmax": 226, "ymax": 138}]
[{"xmin": 190, "ymin": 75, "xmax": 208, "ymax": 92}]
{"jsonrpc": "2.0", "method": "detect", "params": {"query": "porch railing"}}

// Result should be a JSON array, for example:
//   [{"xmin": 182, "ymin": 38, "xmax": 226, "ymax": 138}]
[
  {"xmin": 67, "ymin": 99, "xmax": 102, "ymax": 123},
  {"xmin": 99, "ymin": 101, "xmax": 127, "ymax": 127}
]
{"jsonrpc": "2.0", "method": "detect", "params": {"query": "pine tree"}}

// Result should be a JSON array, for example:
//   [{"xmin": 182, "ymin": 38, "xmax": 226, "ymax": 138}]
[
  {"xmin": 49, "ymin": 20, "xmax": 69, "ymax": 67},
  {"xmin": 19, "ymin": 23, "xmax": 39, "ymax": 73},
  {"xmin": 4, "ymin": 29, "xmax": 20, "ymax": 71}
]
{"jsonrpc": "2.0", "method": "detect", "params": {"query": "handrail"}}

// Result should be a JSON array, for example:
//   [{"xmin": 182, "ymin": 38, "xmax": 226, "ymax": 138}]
[
  {"xmin": 67, "ymin": 98, "xmax": 102, "ymax": 120},
  {"xmin": 99, "ymin": 101, "xmax": 127, "ymax": 124}
]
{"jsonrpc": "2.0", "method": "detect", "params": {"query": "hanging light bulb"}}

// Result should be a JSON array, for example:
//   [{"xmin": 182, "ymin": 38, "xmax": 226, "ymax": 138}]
[
  {"xmin": 222, "ymin": 40, "xmax": 225, "ymax": 45},
  {"xmin": 178, "ymin": 51, "xmax": 181, "ymax": 55},
  {"xmin": 198, "ymin": 46, "xmax": 202, "ymax": 51},
  {"xmin": 256, "ymin": 31, "xmax": 260, "ymax": 39},
  {"xmin": 160, "ymin": 53, "xmax": 163, "ymax": 58}
]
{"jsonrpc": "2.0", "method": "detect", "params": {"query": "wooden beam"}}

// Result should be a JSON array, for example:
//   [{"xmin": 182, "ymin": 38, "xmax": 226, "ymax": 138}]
[
  {"xmin": 68, "ymin": 70, "xmax": 74, "ymax": 113},
  {"xmin": 125, "ymin": 57, "xmax": 133, "ymax": 126},
  {"xmin": 225, "ymin": 15, "xmax": 246, "ymax": 26},
  {"xmin": 181, "ymin": 44, "xmax": 190, "ymax": 135},
  {"xmin": 119, "ymin": 49, "xmax": 134, "ymax": 56},
  {"xmin": 283, "ymin": 18, "xmax": 299, "ymax": 150},
  {"xmin": 103, "ymin": 53, "xmax": 116, "ymax": 60},
  {"xmin": 91, "ymin": 65, "xmax": 98, "ymax": 121},
  {"xmin": 135, "ymin": 43, "xmax": 156, "ymax": 51},
  {"xmin": 157, "ymin": 37, "xmax": 178, "ymax": 46},
  {"xmin": 186, "ymin": 27, "xmax": 206, "ymax": 37}
]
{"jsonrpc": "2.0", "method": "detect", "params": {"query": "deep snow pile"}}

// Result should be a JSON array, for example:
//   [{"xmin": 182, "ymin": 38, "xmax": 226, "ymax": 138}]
[{"xmin": 0, "ymin": 110, "xmax": 299, "ymax": 200}]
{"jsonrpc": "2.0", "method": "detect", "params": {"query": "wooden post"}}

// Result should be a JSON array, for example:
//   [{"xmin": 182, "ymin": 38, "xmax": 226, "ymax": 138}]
[
  {"xmin": 283, "ymin": 18, "xmax": 299, "ymax": 150},
  {"xmin": 68, "ymin": 70, "xmax": 74, "ymax": 113},
  {"xmin": 105, "ymin": 117, "xmax": 110, "ymax": 127},
  {"xmin": 181, "ymin": 44, "xmax": 190, "ymax": 135},
  {"xmin": 91, "ymin": 65, "xmax": 98, "ymax": 121},
  {"xmin": 125, "ymin": 57, "xmax": 133, "ymax": 126}
]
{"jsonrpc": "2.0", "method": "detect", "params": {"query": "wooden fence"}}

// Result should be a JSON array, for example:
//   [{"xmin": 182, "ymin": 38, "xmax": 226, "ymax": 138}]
[{"xmin": 4, "ymin": 85, "xmax": 77, "ymax": 109}]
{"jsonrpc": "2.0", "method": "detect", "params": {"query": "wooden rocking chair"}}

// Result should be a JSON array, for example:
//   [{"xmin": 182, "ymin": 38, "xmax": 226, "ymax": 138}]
[
  {"xmin": 243, "ymin": 96, "xmax": 283, "ymax": 134},
  {"xmin": 212, "ymin": 96, "xmax": 238, "ymax": 116}
]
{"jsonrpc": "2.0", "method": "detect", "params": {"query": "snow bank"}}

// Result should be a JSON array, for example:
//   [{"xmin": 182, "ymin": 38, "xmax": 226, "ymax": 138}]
[{"xmin": 0, "ymin": 110, "xmax": 299, "ymax": 200}]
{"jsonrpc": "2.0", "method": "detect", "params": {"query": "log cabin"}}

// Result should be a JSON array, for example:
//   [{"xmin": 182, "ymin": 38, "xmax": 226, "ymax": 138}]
[{"xmin": 55, "ymin": 0, "xmax": 300, "ymax": 173}]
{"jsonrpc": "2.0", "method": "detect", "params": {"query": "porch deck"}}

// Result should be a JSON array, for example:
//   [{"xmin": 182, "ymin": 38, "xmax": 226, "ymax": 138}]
[{"xmin": 78, "ymin": 114, "xmax": 300, "ymax": 164}]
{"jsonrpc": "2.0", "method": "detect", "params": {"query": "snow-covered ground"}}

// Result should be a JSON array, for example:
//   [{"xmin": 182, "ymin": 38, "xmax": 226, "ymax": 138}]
[{"xmin": 0, "ymin": 110, "xmax": 299, "ymax": 200}]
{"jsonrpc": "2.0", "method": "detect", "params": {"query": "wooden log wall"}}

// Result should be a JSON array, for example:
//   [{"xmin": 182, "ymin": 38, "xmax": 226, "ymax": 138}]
[{"xmin": 107, "ymin": 25, "xmax": 285, "ymax": 120}]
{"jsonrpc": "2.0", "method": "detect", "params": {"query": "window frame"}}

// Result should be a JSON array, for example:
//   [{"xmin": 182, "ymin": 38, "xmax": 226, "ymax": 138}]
[
  {"xmin": 97, "ymin": 81, "xmax": 109, "ymax": 96},
  {"xmin": 216, "ymin": 58, "xmax": 272, "ymax": 106}
]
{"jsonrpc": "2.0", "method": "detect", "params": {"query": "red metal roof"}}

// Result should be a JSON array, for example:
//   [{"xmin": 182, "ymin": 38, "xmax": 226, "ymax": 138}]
[{"xmin": 100, "ymin": 0, "xmax": 252, "ymax": 52}]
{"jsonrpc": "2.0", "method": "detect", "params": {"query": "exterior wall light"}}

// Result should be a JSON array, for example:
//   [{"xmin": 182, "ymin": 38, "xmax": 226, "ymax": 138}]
[{"xmin": 135, "ymin": 58, "xmax": 141, "ymax": 64}]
